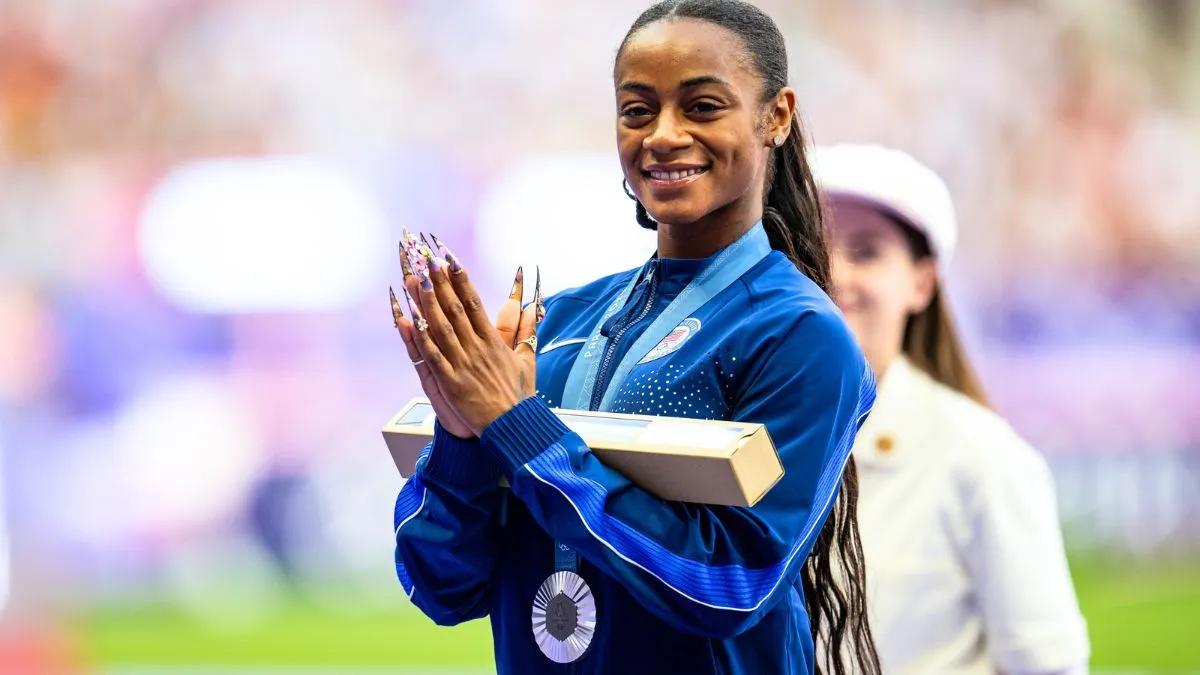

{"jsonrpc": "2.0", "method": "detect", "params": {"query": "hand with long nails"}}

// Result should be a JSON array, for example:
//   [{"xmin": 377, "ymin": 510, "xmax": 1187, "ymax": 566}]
[
  {"xmin": 391, "ymin": 284, "xmax": 474, "ymax": 439},
  {"xmin": 392, "ymin": 232, "xmax": 542, "ymax": 436}
]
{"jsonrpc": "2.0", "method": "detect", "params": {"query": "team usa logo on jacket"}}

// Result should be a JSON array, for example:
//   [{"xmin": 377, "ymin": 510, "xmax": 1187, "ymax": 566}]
[{"xmin": 637, "ymin": 318, "xmax": 702, "ymax": 364}]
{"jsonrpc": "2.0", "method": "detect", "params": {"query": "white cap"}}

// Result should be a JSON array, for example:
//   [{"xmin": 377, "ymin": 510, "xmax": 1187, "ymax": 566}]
[{"xmin": 810, "ymin": 143, "xmax": 957, "ymax": 268}]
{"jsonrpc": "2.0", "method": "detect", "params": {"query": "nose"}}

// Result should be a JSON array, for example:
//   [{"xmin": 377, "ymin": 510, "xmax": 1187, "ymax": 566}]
[{"xmin": 642, "ymin": 109, "xmax": 691, "ymax": 154}]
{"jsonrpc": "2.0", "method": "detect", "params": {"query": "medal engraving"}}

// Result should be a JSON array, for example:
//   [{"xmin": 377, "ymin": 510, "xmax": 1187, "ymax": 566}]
[
  {"xmin": 545, "ymin": 593, "xmax": 578, "ymax": 640},
  {"xmin": 532, "ymin": 571, "xmax": 597, "ymax": 663}
]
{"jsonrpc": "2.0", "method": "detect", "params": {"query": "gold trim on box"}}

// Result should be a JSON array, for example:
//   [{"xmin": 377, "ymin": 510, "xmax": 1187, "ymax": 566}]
[{"xmin": 382, "ymin": 398, "xmax": 783, "ymax": 507}]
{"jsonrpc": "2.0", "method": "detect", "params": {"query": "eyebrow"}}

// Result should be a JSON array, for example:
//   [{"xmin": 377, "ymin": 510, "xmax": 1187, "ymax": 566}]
[
  {"xmin": 680, "ymin": 75, "xmax": 732, "ymax": 89},
  {"xmin": 618, "ymin": 75, "xmax": 733, "ymax": 93}
]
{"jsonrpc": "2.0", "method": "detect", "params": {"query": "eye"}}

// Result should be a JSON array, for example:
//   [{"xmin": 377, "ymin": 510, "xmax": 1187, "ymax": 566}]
[
  {"xmin": 847, "ymin": 244, "xmax": 879, "ymax": 263},
  {"xmin": 620, "ymin": 104, "xmax": 655, "ymax": 128},
  {"xmin": 688, "ymin": 100, "xmax": 723, "ymax": 115},
  {"xmin": 839, "ymin": 241, "xmax": 879, "ymax": 264}
]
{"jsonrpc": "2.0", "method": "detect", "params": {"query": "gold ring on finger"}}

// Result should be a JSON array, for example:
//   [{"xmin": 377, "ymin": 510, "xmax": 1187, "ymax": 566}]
[{"xmin": 516, "ymin": 335, "xmax": 538, "ymax": 352}]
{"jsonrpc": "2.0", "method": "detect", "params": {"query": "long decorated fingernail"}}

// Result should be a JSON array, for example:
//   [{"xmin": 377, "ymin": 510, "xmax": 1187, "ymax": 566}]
[
  {"xmin": 429, "ymin": 233, "xmax": 462, "ymax": 273},
  {"xmin": 416, "ymin": 233, "xmax": 446, "ymax": 274},
  {"xmin": 389, "ymin": 286, "xmax": 404, "ymax": 328},
  {"xmin": 402, "ymin": 229, "xmax": 428, "ymax": 279},
  {"xmin": 409, "ymin": 252, "xmax": 428, "ymax": 281},
  {"xmin": 404, "ymin": 288, "xmax": 427, "ymax": 332},
  {"xmin": 426, "ymin": 252, "xmax": 443, "ymax": 274},
  {"xmin": 417, "ymin": 264, "xmax": 433, "ymax": 291},
  {"xmin": 398, "ymin": 240, "xmax": 414, "ymax": 278},
  {"xmin": 509, "ymin": 265, "xmax": 524, "ymax": 301},
  {"xmin": 534, "ymin": 266, "xmax": 545, "ymax": 324},
  {"xmin": 402, "ymin": 228, "xmax": 420, "ymax": 252}
]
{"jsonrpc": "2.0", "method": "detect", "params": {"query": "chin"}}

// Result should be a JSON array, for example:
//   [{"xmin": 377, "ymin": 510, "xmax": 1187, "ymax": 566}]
[{"xmin": 643, "ymin": 201, "xmax": 709, "ymax": 227}]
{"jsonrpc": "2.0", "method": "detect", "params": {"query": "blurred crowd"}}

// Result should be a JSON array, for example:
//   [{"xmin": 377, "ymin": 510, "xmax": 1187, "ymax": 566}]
[{"xmin": 0, "ymin": 0, "xmax": 1198, "ymax": 628}]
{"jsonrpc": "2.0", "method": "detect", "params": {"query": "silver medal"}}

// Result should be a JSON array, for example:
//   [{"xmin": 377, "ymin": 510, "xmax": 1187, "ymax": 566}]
[{"xmin": 531, "ymin": 570, "xmax": 597, "ymax": 663}]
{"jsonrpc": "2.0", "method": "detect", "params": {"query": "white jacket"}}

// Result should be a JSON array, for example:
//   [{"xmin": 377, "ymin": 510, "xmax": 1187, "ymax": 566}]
[{"xmin": 855, "ymin": 357, "xmax": 1089, "ymax": 674}]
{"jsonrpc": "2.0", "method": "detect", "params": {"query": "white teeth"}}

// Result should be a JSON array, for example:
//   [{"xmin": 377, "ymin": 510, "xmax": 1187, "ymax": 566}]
[{"xmin": 649, "ymin": 168, "xmax": 704, "ymax": 181}]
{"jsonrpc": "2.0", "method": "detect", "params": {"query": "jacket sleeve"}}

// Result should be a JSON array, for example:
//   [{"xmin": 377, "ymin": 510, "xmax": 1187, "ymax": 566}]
[
  {"xmin": 393, "ymin": 422, "xmax": 503, "ymax": 626},
  {"xmin": 479, "ymin": 310, "xmax": 875, "ymax": 639},
  {"xmin": 964, "ymin": 434, "xmax": 1091, "ymax": 673}
]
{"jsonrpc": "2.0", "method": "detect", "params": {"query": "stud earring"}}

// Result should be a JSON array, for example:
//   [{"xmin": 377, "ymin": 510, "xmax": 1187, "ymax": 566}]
[{"xmin": 772, "ymin": 134, "xmax": 785, "ymax": 147}]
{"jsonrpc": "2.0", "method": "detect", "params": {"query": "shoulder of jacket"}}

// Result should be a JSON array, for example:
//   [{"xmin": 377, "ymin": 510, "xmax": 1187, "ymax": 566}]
[
  {"xmin": 741, "ymin": 252, "xmax": 824, "ymax": 303},
  {"xmin": 738, "ymin": 255, "xmax": 849, "ymax": 335}
]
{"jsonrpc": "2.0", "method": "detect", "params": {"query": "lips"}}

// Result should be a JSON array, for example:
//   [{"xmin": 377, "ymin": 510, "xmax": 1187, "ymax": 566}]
[
  {"xmin": 641, "ymin": 164, "xmax": 710, "ymax": 189},
  {"xmin": 646, "ymin": 167, "xmax": 706, "ymax": 181}
]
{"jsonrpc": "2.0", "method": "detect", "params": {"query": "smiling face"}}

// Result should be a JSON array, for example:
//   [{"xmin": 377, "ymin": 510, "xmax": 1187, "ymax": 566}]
[
  {"xmin": 615, "ymin": 18, "xmax": 790, "ymax": 253},
  {"xmin": 828, "ymin": 198, "xmax": 937, "ymax": 375}
]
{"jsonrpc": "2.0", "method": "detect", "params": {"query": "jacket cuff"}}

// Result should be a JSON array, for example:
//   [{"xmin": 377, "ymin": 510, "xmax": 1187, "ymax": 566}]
[
  {"xmin": 481, "ymin": 397, "xmax": 573, "ymax": 477},
  {"xmin": 419, "ymin": 421, "xmax": 499, "ymax": 487}
]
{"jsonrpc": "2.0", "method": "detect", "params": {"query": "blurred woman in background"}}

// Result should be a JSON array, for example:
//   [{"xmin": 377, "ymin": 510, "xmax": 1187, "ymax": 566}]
[{"xmin": 814, "ymin": 143, "xmax": 1091, "ymax": 675}]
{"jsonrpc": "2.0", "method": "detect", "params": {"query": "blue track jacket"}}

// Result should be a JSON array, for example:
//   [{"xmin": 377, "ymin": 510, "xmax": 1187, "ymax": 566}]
[{"xmin": 394, "ymin": 244, "xmax": 875, "ymax": 674}]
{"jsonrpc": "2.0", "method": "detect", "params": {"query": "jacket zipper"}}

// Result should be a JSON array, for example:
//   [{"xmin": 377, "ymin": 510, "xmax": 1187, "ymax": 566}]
[
  {"xmin": 589, "ymin": 263, "xmax": 658, "ymax": 411},
  {"xmin": 574, "ymin": 263, "xmax": 657, "ymax": 673}
]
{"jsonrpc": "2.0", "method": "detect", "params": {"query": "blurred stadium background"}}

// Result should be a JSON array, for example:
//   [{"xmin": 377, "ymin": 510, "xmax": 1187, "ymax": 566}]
[{"xmin": 0, "ymin": 0, "xmax": 1198, "ymax": 672}]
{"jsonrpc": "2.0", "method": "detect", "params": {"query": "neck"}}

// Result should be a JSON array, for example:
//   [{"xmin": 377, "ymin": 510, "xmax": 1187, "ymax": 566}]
[{"xmin": 656, "ymin": 206, "xmax": 762, "ymax": 259}]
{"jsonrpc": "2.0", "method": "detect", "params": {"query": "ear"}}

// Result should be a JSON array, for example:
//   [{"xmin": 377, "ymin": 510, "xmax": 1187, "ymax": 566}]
[
  {"xmin": 764, "ymin": 87, "xmax": 796, "ymax": 147},
  {"xmin": 908, "ymin": 257, "xmax": 938, "ymax": 314}
]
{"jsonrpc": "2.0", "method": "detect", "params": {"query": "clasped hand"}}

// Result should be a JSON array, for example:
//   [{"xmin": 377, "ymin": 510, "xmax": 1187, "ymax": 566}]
[{"xmin": 390, "ymin": 232, "xmax": 541, "ymax": 439}]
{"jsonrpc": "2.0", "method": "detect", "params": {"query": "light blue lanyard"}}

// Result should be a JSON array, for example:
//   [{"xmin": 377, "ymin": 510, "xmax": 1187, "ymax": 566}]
[{"xmin": 561, "ymin": 222, "xmax": 772, "ymax": 412}]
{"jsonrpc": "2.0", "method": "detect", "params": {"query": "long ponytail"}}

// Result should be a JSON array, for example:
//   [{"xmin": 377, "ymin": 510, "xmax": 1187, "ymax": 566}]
[
  {"xmin": 767, "ymin": 112, "xmax": 880, "ymax": 675},
  {"xmin": 763, "ymin": 116, "xmax": 832, "ymax": 293}
]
